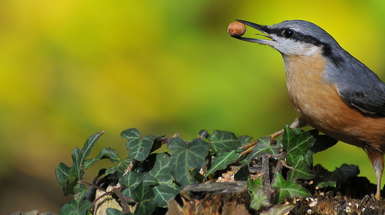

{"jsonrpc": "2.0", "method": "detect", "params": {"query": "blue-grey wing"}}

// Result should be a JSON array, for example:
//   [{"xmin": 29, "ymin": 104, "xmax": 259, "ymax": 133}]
[
  {"xmin": 327, "ymin": 51, "xmax": 385, "ymax": 117},
  {"xmin": 337, "ymin": 84, "xmax": 385, "ymax": 116}
]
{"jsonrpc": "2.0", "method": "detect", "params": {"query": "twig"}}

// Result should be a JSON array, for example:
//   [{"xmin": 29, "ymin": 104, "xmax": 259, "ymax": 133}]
[
  {"xmin": 280, "ymin": 160, "xmax": 294, "ymax": 170},
  {"xmin": 240, "ymin": 141, "xmax": 258, "ymax": 156}
]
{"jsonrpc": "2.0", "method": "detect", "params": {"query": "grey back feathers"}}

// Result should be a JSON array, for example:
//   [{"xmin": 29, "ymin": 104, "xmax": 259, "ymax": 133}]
[{"xmin": 328, "ymin": 50, "xmax": 385, "ymax": 117}]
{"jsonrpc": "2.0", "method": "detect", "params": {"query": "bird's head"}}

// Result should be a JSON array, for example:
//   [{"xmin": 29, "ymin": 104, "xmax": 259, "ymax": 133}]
[{"xmin": 233, "ymin": 20, "xmax": 340, "ymax": 57}]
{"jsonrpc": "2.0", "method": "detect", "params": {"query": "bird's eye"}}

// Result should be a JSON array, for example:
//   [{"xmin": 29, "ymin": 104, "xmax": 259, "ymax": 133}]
[{"xmin": 281, "ymin": 29, "xmax": 293, "ymax": 38}]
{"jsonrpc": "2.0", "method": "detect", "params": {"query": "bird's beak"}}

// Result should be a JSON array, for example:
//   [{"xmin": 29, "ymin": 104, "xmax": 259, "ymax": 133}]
[{"xmin": 232, "ymin": 19, "xmax": 275, "ymax": 46}]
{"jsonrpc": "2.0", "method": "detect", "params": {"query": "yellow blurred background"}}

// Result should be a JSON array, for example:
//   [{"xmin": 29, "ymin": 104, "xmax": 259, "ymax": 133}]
[{"xmin": 1, "ymin": 0, "xmax": 385, "ymax": 213}]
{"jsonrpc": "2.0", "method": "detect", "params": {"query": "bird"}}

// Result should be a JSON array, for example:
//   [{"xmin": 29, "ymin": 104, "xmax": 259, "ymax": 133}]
[{"xmin": 232, "ymin": 19, "xmax": 385, "ymax": 200}]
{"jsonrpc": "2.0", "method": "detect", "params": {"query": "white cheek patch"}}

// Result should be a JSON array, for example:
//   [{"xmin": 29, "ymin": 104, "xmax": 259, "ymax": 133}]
[{"xmin": 271, "ymin": 36, "xmax": 321, "ymax": 56}]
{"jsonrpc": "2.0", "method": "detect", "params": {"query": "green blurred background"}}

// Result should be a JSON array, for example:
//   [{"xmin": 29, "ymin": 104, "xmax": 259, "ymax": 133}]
[{"xmin": 1, "ymin": 0, "xmax": 385, "ymax": 213}]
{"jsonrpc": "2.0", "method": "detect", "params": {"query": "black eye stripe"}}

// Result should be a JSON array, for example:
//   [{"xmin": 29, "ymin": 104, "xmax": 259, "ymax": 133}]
[
  {"xmin": 267, "ymin": 28, "xmax": 322, "ymax": 45},
  {"xmin": 281, "ymin": 29, "xmax": 293, "ymax": 38},
  {"xmin": 265, "ymin": 27, "xmax": 344, "ymax": 65}
]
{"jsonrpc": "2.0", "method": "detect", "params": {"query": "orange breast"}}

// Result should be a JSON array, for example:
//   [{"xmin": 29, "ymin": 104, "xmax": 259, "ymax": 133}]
[{"xmin": 283, "ymin": 52, "xmax": 385, "ymax": 151}]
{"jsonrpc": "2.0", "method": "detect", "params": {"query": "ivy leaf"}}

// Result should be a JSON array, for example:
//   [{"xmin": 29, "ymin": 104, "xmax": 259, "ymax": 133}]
[
  {"xmin": 55, "ymin": 163, "xmax": 78, "ymax": 195},
  {"xmin": 248, "ymin": 178, "xmax": 270, "ymax": 211},
  {"xmin": 121, "ymin": 128, "xmax": 140, "ymax": 139},
  {"xmin": 287, "ymin": 151, "xmax": 313, "ymax": 181},
  {"xmin": 134, "ymin": 202, "xmax": 156, "ymax": 215},
  {"xmin": 142, "ymin": 153, "xmax": 174, "ymax": 187},
  {"xmin": 106, "ymin": 158, "xmax": 132, "ymax": 176},
  {"xmin": 73, "ymin": 184, "xmax": 89, "ymax": 202},
  {"xmin": 246, "ymin": 137, "xmax": 280, "ymax": 162},
  {"xmin": 272, "ymin": 173, "xmax": 310, "ymax": 203},
  {"xmin": 120, "ymin": 171, "xmax": 143, "ymax": 198},
  {"xmin": 282, "ymin": 126, "xmax": 314, "ymax": 156},
  {"xmin": 59, "ymin": 199, "xmax": 92, "ymax": 215},
  {"xmin": 97, "ymin": 147, "xmax": 120, "ymax": 162},
  {"xmin": 70, "ymin": 131, "xmax": 105, "ymax": 179},
  {"xmin": 83, "ymin": 147, "xmax": 120, "ymax": 171},
  {"xmin": 57, "ymin": 131, "xmax": 105, "ymax": 191},
  {"xmin": 148, "ymin": 154, "xmax": 173, "ymax": 183},
  {"xmin": 152, "ymin": 183, "xmax": 180, "ymax": 207},
  {"xmin": 83, "ymin": 158, "xmax": 98, "ymax": 169},
  {"xmin": 206, "ymin": 150, "xmax": 240, "ymax": 176},
  {"xmin": 208, "ymin": 130, "xmax": 241, "ymax": 153},
  {"xmin": 239, "ymin": 135, "xmax": 253, "ymax": 146},
  {"xmin": 107, "ymin": 208, "xmax": 132, "ymax": 215},
  {"xmin": 130, "ymin": 183, "xmax": 156, "ymax": 215},
  {"xmin": 142, "ymin": 174, "xmax": 158, "ymax": 187},
  {"xmin": 105, "ymin": 158, "xmax": 132, "ymax": 177},
  {"xmin": 169, "ymin": 137, "xmax": 209, "ymax": 186},
  {"xmin": 121, "ymin": 128, "xmax": 155, "ymax": 161},
  {"xmin": 250, "ymin": 190, "xmax": 269, "ymax": 211},
  {"xmin": 282, "ymin": 127, "xmax": 315, "ymax": 181},
  {"xmin": 80, "ymin": 131, "xmax": 104, "ymax": 165},
  {"xmin": 71, "ymin": 148, "xmax": 83, "ymax": 179}
]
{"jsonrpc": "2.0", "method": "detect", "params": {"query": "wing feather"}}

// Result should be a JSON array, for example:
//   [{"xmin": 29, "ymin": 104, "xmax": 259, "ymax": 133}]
[{"xmin": 332, "ymin": 51, "xmax": 385, "ymax": 117}]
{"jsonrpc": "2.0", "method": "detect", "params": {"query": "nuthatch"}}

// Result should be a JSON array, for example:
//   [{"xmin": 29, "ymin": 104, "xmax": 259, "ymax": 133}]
[{"xmin": 232, "ymin": 19, "xmax": 385, "ymax": 199}]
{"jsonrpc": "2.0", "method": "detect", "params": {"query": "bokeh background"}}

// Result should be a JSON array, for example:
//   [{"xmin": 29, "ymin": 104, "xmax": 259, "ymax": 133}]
[{"xmin": 1, "ymin": 0, "xmax": 385, "ymax": 213}]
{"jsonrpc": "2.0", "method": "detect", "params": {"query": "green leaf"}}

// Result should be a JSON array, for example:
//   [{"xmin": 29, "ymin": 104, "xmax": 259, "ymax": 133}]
[
  {"xmin": 248, "ymin": 178, "xmax": 269, "ymax": 211},
  {"xmin": 83, "ymin": 158, "xmax": 98, "ymax": 169},
  {"xmin": 282, "ymin": 126, "xmax": 314, "ymax": 156},
  {"xmin": 55, "ymin": 163, "xmax": 78, "ymax": 195},
  {"xmin": 287, "ymin": 152, "xmax": 313, "ymax": 181},
  {"xmin": 169, "ymin": 137, "xmax": 209, "ymax": 186},
  {"xmin": 208, "ymin": 130, "xmax": 241, "ymax": 153},
  {"xmin": 239, "ymin": 135, "xmax": 253, "ymax": 146},
  {"xmin": 206, "ymin": 150, "xmax": 240, "ymax": 176},
  {"xmin": 248, "ymin": 177, "xmax": 263, "ymax": 191},
  {"xmin": 69, "ymin": 132, "xmax": 108, "ymax": 171},
  {"xmin": 152, "ymin": 183, "xmax": 180, "ymax": 207},
  {"xmin": 142, "ymin": 173, "xmax": 158, "ymax": 187},
  {"xmin": 106, "ymin": 158, "xmax": 132, "ymax": 176},
  {"xmin": 272, "ymin": 173, "xmax": 310, "ymax": 203},
  {"xmin": 121, "ymin": 128, "xmax": 155, "ymax": 161},
  {"xmin": 246, "ymin": 137, "xmax": 280, "ymax": 162},
  {"xmin": 148, "ymin": 154, "xmax": 173, "ymax": 183},
  {"xmin": 119, "ymin": 171, "xmax": 143, "ymax": 189},
  {"xmin": 121, "ymin": 128, "xmax": 140, "ymax": 139},
  {"xmin": 80, "ymin": 131, "xmax": 104, "ymax": 164},
  {"xmin": 59, "ymin": 199, "xmax": 92, "ymax": 215},
  {"xmin": 282, "ymin": 127, "xmax": 315, "ymax": 181},
  {"xmin": 71, "ymin": 148, "xmax": 83, "ymax": 179},
  {"xmin": 131, "ymin": 182, "xmax": 154, "ymax": 202},
  {"xmin": 97, "ymin": 147, "xmax": 121, "ymax": 162},
  {"xmin": 73, "ymin": 184, "xmax": 89, "ymax": 202},
  {"xmin": 119, "ymin": 171, "xmax": 146, "ymax": 198},
  {"xmin": 134, "ymin": 202, "xmax": 156, "ymax": 215}
]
